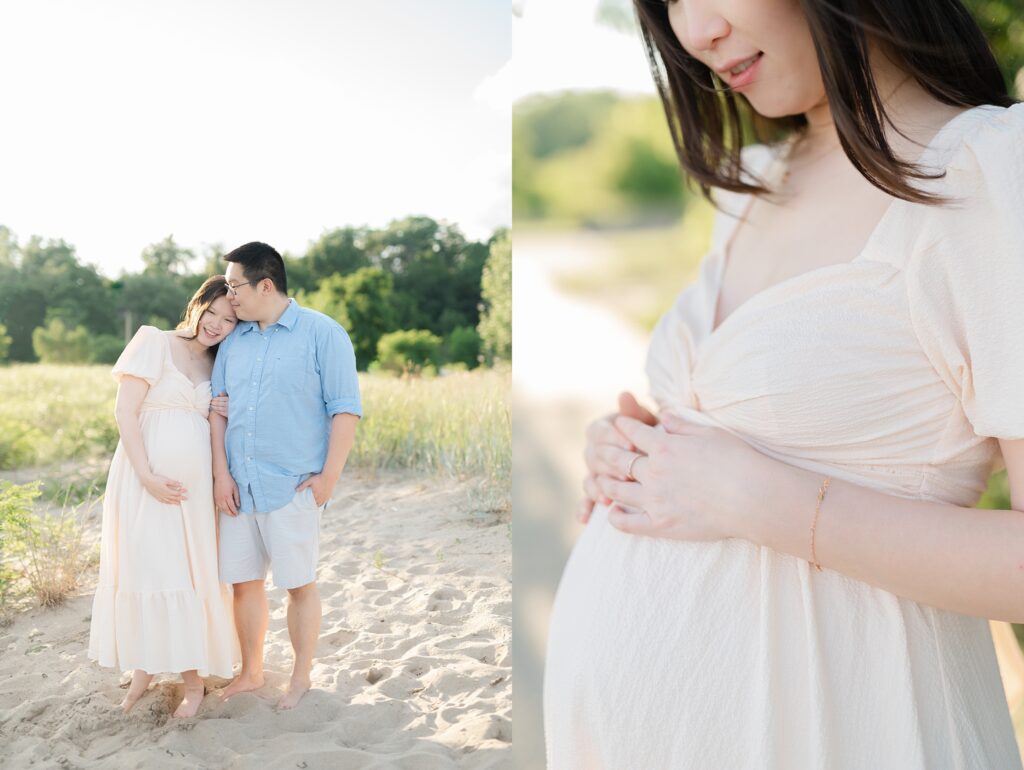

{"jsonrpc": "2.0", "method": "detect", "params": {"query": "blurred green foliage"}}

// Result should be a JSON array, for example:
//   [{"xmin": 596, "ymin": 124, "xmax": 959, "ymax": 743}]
[
  {"xmin": 0, "ymin": 323, "xmax": 11, "ymax": 364},
  {"xmin": 0, "ymin": 218, "xmax": 510, "ymax": 374},
  {"xmin": 515, "ymin": 94, "xmax": 685, "ymax": 225},
  {"xmin": 446, "ymin": 326, "xmax": 483, "ymax": 369},
  {"xmin": 966, "ymin": 0, "xmax": 1024, "ymax": 88},
  {"xmin": 33, "ymin": 319, "xmax": 94, "ymax": 364},
  {"xmin": 297, "ymin": 267, "xmax": 397, "ymax": 370},
  {"xmin": 376, "ymin": 329, "xmax": 443, "ymax": 375},
  {"xmin": 478, "ymin": 229, "xmax": 512, "ymax": 364}
]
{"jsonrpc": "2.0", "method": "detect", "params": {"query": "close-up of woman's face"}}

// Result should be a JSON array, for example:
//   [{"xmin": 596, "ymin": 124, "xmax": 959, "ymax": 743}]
[
  {"xmin": 666, "ymin": 0, "xmax": 826, "ymax": 118},
  {"xmin": 196, "ymin": 294, "xmax": 238, "ymax": 347}
]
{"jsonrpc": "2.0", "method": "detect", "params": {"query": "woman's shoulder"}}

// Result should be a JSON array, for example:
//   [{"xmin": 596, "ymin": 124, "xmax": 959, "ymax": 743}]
[
  {"xmin": 128, "ymin": 325, "xmax": 169, "ymax": 346},
  {"xmin": 928, "ymin": 102, "xmax": 1024, "ymax": 191},
  {"xmin": 903, "ymin": 103, "xmax": 1024, "ymax": 304},
  {"xmin": 113, "ymin": 326, "xmax": 169, "ymax": 385}
]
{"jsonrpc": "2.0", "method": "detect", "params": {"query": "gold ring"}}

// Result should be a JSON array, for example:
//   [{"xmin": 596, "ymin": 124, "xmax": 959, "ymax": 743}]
[{"xmin": 627, "ymin": 453, "xmax": 641, "ymax": 480}]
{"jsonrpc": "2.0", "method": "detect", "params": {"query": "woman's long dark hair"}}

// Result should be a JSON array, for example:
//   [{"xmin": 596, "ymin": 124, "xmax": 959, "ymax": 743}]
[{"xmin": 634, "ymin": 0, "xmax": 1017, "ymax": 204}]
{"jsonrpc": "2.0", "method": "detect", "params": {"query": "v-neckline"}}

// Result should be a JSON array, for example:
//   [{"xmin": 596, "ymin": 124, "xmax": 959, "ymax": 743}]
[
  {"xmin": 163, "ymin": 332, "xmax": 211, "ymax": 389},
  {"xmin": 706, "ymin": 104, "xmax": 989, "ymax": 339}
]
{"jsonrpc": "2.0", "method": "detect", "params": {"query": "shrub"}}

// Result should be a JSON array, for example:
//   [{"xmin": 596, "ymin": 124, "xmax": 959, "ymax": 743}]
[
  {"xmin": 0, "ymin": 324, "xmax": 11, "ymax": 364},
  {"xmin": 446, "ymin": 326, "xmax": 482, "ymax": 369},
  {"xmin": 0, "ymin": 482, "xmax": 34, "ymax": 611},
  {"xmin": 0, "ymin": 480, "xmax": 96, "ymax": 608},
  {"xmin": 32, "ymin": 319, "xmax": 95, "ymax": 364},
  {"xmin": 0, "ymin": 416, "xmax": 45, "ymax": 469},
  {"xmin": 375, "ymin": 329, "xmax": 442, "ymax": 376},
  {"xmin": 91, "ymin": 334, "xmax": 126, "ymax": 365}
]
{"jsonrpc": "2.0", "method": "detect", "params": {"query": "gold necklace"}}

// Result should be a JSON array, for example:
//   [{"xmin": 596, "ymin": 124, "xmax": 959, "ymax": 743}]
[
  {"xmin": 177, "ymin": 334, "xmax": 205, "ymax": 362},
  {"xmin": 782, "ymin": 135, "xmax": 843, "ymax": 185}
]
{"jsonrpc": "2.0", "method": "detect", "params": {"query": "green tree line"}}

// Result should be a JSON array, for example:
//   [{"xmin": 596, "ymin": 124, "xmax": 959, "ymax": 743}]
[{"xmin": 0, "ymin": 218, "xmax": 511, "ymax": 373}]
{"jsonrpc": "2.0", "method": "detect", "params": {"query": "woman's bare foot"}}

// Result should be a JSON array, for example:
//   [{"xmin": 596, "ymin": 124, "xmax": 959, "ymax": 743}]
[
  {"xmin": 276, "ymin": 677, "xmax": 311, "ymax": 710},
  {"xmin": 172, "ymin": 684, "xmax": 207, "ymax": 718},
  {"xmin": 120, "ymin": 670, "xmax": 153, "ymax": 713},
  {"xmin": 219, "ymin": 671, "xmax": 265, "ymax": 700}
]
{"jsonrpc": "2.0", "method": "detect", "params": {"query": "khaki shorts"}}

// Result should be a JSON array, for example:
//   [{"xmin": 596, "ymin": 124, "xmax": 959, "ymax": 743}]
[{"xmin": 218, "ymin": 487, "xmax": 325, "ymax": 590}]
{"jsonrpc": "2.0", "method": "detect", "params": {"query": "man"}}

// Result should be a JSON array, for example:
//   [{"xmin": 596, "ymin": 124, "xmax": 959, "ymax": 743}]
[{"xmin": 210, "ymin": 241, "xmax": 361, "ymax": 710}]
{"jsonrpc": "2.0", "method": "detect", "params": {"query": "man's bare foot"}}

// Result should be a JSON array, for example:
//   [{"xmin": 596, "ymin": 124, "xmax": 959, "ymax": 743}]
[
  {"xmin": 172, "ymin": 684, "xmax": 207, "ymax": 719},
  {"xmin": 276, "ymin": 677, "xmax": 311, "ymax": 710},
  {"xmin": 120, "ymin": 671, "xmax": 153, "ymax": 713},
  {"xmin": 219, "ymin": 672, "xmax": 264, "ymax": 700}
]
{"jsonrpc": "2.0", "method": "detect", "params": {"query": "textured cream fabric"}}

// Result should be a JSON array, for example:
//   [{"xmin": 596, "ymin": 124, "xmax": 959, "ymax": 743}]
[
  {"xmin": 544, "ymin": 104, "xmax": 1024, "ymax": 769},
  {"xmin": 88, "ymin": 326, "xmax": 239, "ymax": 677}
]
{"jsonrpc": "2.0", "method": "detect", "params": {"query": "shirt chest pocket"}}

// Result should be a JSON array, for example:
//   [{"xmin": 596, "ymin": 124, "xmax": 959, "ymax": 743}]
[{"xmin": 271, "ymin": 343, "xmax": 314, "ymax": 392}]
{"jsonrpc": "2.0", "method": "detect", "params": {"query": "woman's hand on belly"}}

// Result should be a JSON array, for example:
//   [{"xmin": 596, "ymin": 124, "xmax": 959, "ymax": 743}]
[
  {"xmin": 142, "ymin": 474, "xmax": 189, "ymax": 505},
  {"xmin": 595, "ymin": 412, "xmax": 766, "ymax": 542},
  {"xmin": 580, "ymin": 392, "xmax": 659, "ymax": 523}
]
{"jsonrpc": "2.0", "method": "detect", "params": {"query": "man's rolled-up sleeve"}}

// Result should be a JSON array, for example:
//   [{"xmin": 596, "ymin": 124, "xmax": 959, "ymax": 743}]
[{"xmin": 318, "ymin": 324, "xmax": 363, "ymax": 418}]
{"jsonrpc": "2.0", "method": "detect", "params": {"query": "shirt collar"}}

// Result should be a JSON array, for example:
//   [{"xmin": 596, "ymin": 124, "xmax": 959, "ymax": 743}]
[
  {"xmin": 277, "ymin": 298, "xmax": 300, "ymax": 330},
  {"xmin": 238, "ymin": 298, "xmax": 299, "ymax": 335}
]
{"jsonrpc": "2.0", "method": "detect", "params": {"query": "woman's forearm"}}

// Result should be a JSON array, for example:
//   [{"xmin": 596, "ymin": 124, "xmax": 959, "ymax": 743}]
[
  {"xmin": 114, "ymin": 407, "xmax": 154, "ymax": 484},
  {"xmin": 210, "ymin": 412, "xmax": 230, "ymax": 478},
  {"xmin": 748, "ymin": 460, "xmax": 1024, "ymax": 622}
]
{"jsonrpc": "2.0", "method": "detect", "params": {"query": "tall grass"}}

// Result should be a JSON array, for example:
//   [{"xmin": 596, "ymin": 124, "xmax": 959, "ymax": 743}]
[
  {"xmin": 0, "ymin": 362, "xmax": 511, "ymax": 483},
  {"xmin": 0, "ymin": 364, "xmax": 118, "ymax": 469},
  {"xmin": 353, "ymin": 366, "xmax": 511, "ymax": 480}
]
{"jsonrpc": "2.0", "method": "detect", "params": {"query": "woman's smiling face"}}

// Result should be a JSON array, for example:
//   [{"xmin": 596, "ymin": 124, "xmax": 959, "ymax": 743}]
[{"xmin": 665, "ymin": 0, "xmax": 826, "ymax": 118}]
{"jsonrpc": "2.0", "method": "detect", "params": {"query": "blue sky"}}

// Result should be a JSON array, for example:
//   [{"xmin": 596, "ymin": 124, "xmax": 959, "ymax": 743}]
[{"xmin": 0, "ymin": 0, "xmax": 510, "ymax": 275}]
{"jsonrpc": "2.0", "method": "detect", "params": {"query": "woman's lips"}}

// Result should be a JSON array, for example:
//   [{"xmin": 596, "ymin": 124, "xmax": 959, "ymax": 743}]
[{"xmin": 722, "ymin": 52, "xmax": 763, "ymax": 90}]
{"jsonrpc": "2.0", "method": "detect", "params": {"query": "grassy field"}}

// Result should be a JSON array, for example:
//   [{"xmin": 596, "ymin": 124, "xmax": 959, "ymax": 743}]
[{"xmin": 0, "ymin": 363, "xmax": 511, "ymax": 506}]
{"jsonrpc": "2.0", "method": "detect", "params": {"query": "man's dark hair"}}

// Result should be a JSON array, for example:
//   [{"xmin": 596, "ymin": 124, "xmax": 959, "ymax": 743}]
[{"xmin": 224, "ymin": 241, "xmax": 288, "ymax": 294}]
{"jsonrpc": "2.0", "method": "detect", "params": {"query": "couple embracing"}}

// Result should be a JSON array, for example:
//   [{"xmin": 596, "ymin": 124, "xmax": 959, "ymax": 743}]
[{"xmin": 87, "ymin": 242, "xmax": 362, "ymax": 717}]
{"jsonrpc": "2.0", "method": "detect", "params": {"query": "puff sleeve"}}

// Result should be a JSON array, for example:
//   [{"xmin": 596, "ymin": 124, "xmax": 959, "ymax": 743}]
[
  {"xmin": 111, "ymin": 325, "xmax": 166, "ymax": 387},
  {"xmin": 906, "ymin": 103, "xmax": 1024, "ymax": 440}
]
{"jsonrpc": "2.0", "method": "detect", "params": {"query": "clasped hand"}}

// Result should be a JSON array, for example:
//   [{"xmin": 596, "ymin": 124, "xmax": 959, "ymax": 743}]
[{"xmin": 580, "ymin": 392, "xmax": 763, "ymax": 541}]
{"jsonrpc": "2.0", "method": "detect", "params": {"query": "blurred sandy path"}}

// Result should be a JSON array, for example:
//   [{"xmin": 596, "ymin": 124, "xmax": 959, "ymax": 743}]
[{"xmin": 512, "ymin": 231, "xmax": 649, "ymax": 770}]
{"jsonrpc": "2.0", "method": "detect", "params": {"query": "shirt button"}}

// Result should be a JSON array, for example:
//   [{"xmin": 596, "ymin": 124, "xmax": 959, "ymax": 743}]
[
  {"xmin": 257, "ymin": 357, "xmax": 262, "ymax": 362},
  {"xmin": 248, "ymin": 432, "xmax": 253, "ymax": 437},
  {"xmin": 248, "ymin": 406, "xmax": 254, "ymax": 411}
]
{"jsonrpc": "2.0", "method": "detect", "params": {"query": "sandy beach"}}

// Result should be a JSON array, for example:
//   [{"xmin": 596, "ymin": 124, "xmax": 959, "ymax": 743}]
[{"xmin": 0, "ymin": 471, "xmax": 511, "ymax": 769}]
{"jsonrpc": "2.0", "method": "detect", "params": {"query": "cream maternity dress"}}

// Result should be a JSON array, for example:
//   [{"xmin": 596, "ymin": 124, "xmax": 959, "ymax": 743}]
[
  {"xmin": 88, "ymin": 326, "xmax": 237, "ymax": 677},
  {"xmin": 544, "ymin": 103, "xmax": 1024, "ymax": 769}
]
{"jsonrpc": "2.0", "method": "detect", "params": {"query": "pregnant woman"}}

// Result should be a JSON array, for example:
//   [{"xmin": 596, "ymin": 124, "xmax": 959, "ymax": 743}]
[
  {"xmin": 544, "ymin": 0, "xmax": 1024, "ymax": 767},
  {"xmin": 88, "ymin": 276, "xmax": 239, "ymax": 718}
]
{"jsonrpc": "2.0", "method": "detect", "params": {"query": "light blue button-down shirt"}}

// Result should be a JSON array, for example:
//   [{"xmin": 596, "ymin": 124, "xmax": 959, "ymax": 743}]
[{"xmin": 211, "ymin": 298, "xmax": 362, "ymax": 514}]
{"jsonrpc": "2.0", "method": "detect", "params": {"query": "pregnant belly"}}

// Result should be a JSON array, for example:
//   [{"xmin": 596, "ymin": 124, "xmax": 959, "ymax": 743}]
[
  {"xmin": 543, "ymin": 504, "xmax": 1014, "ymax": 770},
  {"xmin": 140, "ymin": 411, "xmax": 212, "ymax": 482},
  {"xmin": 547, "ymin": 502, "xmax": 766, "ymax": 664},
  {"xmin": 543, "ymin": 504, "xmax": 796, "ymax": 766}
]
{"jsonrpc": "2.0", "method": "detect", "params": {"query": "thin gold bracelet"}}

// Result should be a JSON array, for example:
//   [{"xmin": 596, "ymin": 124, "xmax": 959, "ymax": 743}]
[{"xmin": 810, "ymin": 476, "xmax": 831, "ymax": 572}]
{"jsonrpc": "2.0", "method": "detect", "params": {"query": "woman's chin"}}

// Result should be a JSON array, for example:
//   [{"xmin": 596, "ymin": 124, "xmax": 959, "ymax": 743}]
[{"xmin": 744, "ymin": 92, "xmax": 819, "ymax": 122}]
